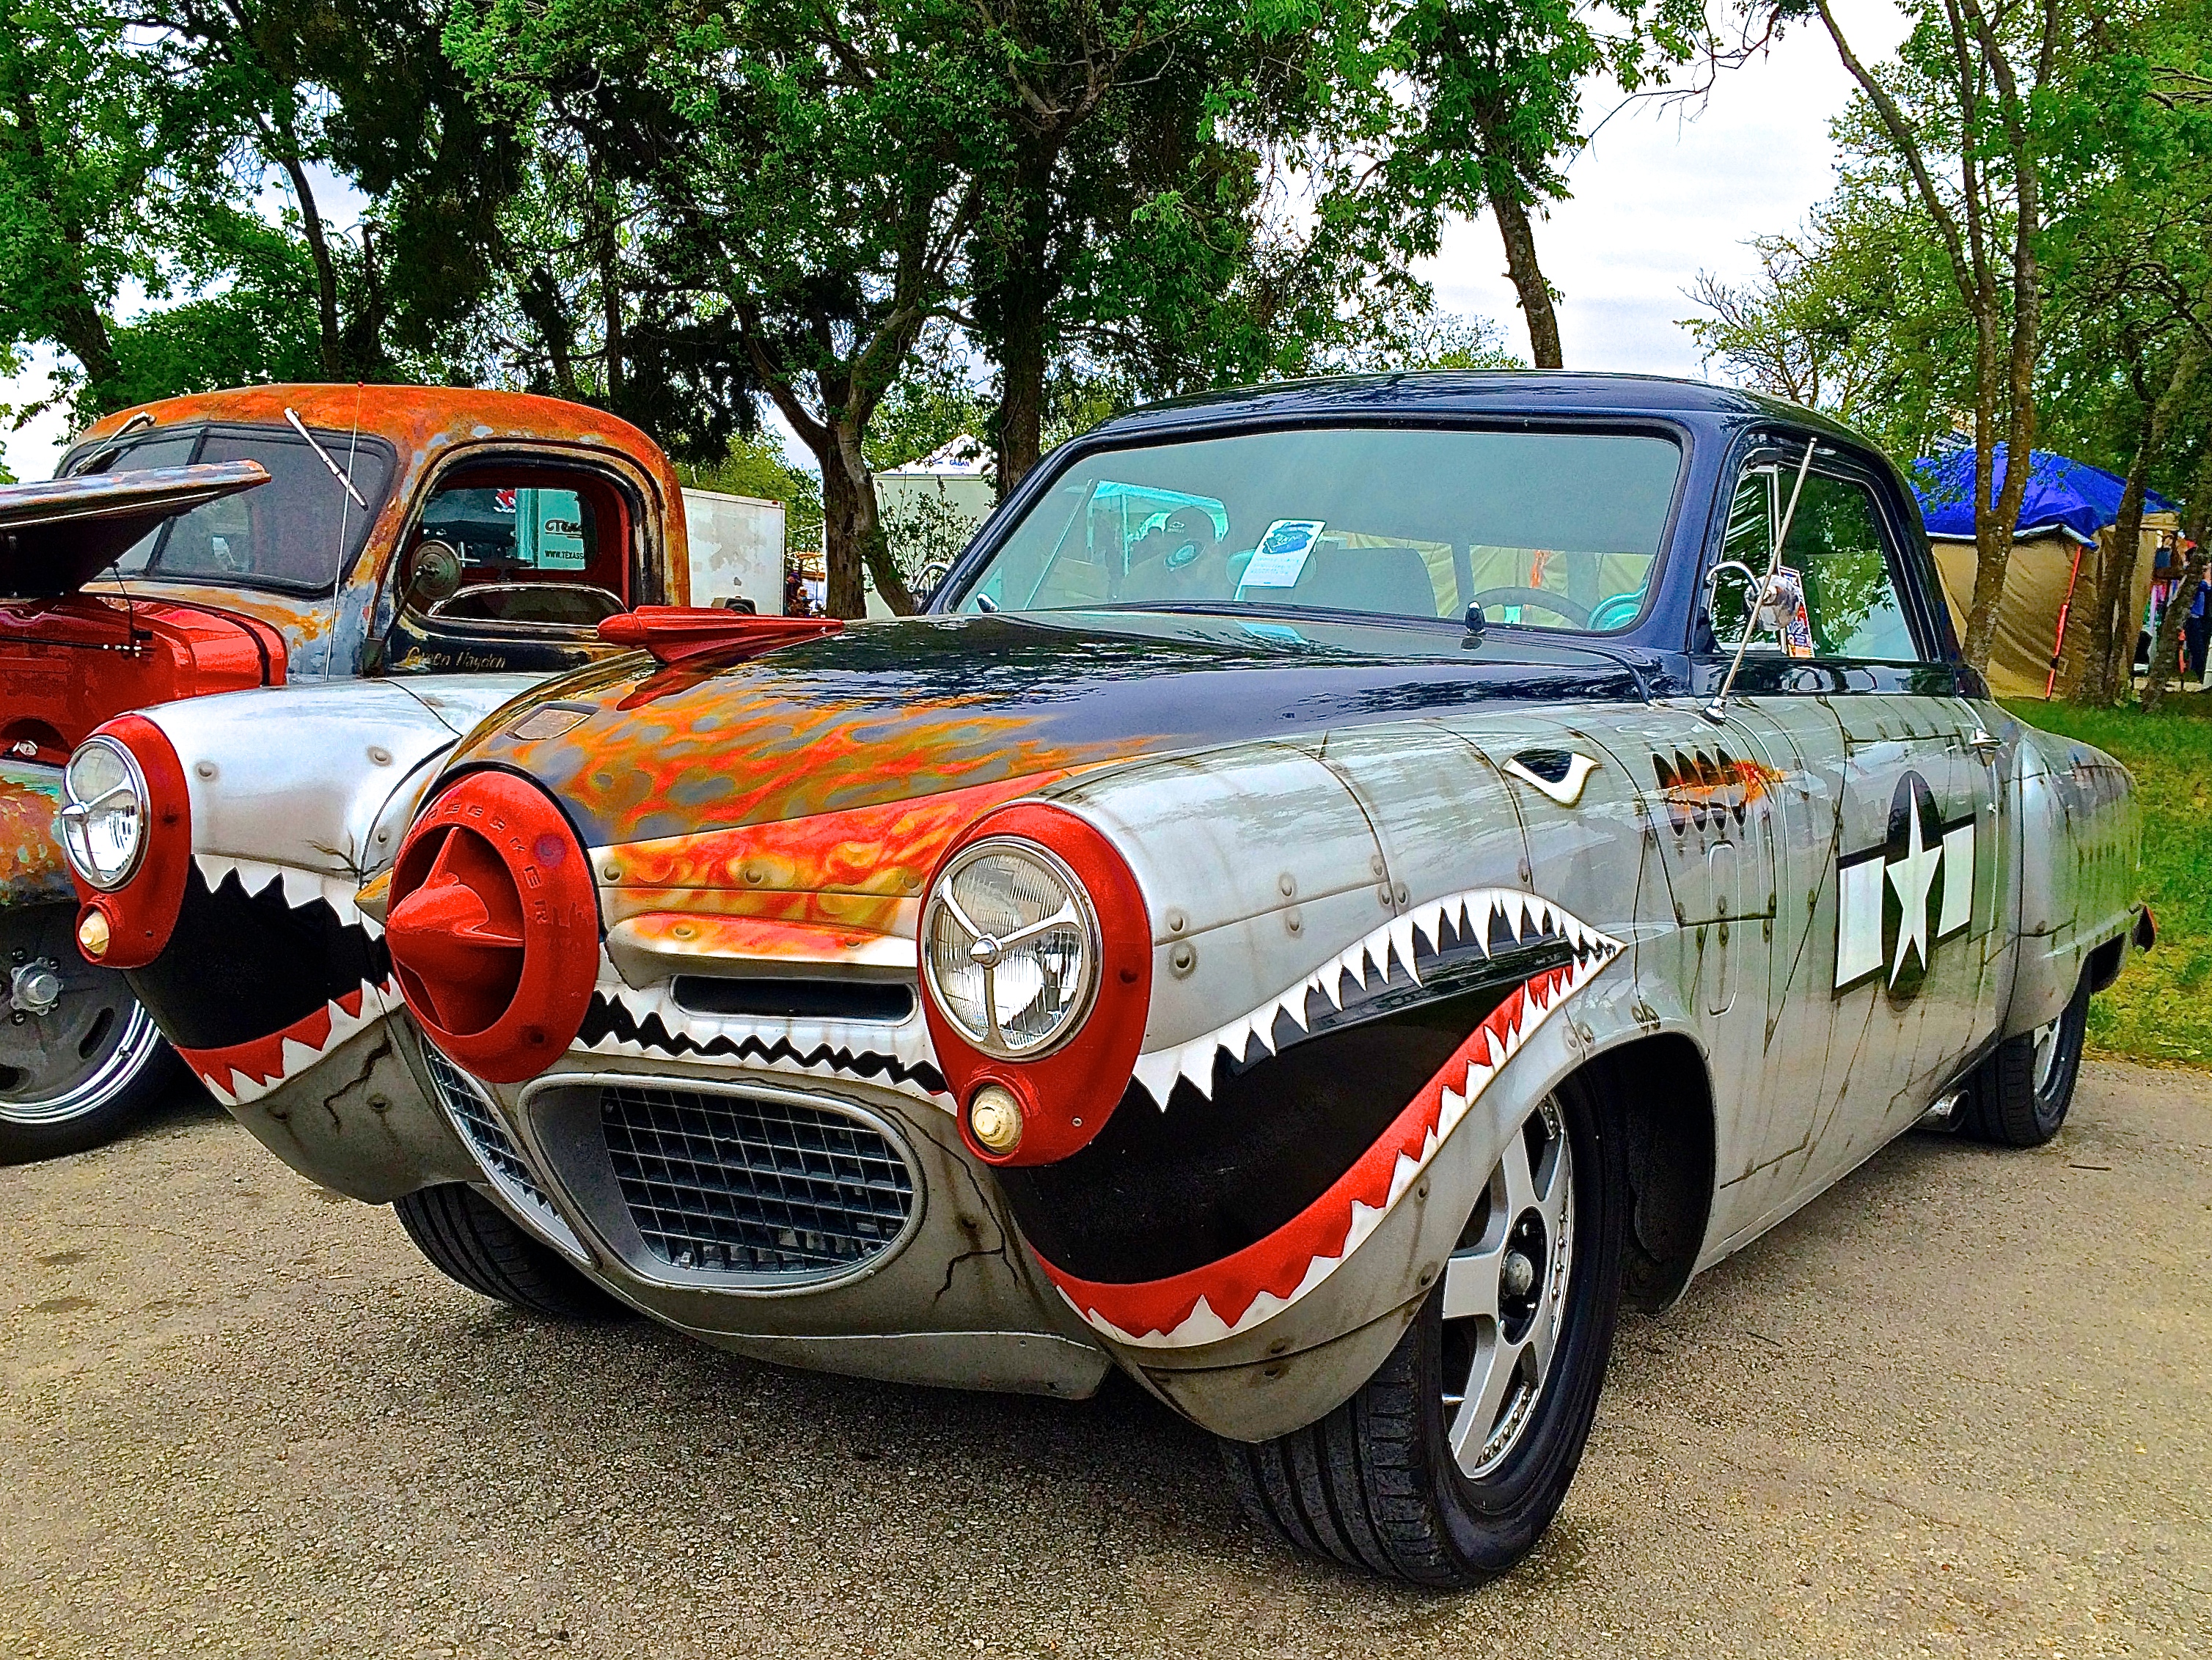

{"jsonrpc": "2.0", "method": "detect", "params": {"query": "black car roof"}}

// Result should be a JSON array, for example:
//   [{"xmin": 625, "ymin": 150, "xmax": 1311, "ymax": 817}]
[{"xmin": 1090, "ymin": 370, "xmax": 1873, "ymax": 447}]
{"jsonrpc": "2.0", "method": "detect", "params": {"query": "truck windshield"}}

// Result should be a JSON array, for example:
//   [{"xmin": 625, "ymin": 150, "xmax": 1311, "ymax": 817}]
[
  {"xmin": 70, "ymin": 425, "xmax": 395, "ymax": 594},
  {"xmin": 953, "ymin": 425, "xmax": 1683, "ymax": 633}
]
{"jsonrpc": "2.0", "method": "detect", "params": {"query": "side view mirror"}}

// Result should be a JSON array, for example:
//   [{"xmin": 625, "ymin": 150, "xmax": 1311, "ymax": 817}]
[
  {"xmin": 1703, "ymin": 559, "xmax": 1767, "ymax": 650},
  {"xmin": 403, "ymin": 538, "xmax": 462, "ymax": 611},
  {"xmin": 1704, "ymin": 558, "xmax": 1812, "ymax": 658}
]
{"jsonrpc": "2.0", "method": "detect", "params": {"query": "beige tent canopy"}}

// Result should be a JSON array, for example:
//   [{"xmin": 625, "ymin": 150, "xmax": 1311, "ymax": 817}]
[{"xmin": 1930, "ymin": 518, "xmax": 2175, "ymax": 699}]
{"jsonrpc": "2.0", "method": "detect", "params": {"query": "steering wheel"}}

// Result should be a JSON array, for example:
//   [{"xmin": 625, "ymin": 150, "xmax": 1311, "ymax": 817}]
[
  {"xmin": 1471, "ymin": 586, "xmax": 1592, "ymax": 628},
  {"xmin": 1128, "ymin": 505, "xmax": 1225, "ymax": 598},
  {"xmin": 1587, "ymin": 592, "xmax": 1644, "ymax": 631}
]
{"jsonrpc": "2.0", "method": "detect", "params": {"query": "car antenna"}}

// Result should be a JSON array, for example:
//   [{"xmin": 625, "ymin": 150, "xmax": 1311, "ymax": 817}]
[
  {"xmin": 90, "ymin": 409, "xmax": 157, "ymax": 656},
  {"xmin": 290, "ymin": 391, "xmax": 367, "ymax": 680},
  {"xmin": 1702, "ymin": 434, "xmax": 1819, "ymax": 724}
]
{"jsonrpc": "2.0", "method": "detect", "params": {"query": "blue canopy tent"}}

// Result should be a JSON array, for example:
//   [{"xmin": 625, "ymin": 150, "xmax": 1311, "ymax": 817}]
[
  {"xmin": 1912, "ymin": 444, "xmax": 2183, "ymax": 696},
  {"xmin": 1913, "ymin": 444, "xmax": 2177, "ymax": 545}
]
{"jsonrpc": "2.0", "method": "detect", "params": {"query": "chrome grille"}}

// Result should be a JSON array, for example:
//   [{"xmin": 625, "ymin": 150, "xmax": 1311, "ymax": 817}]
[
  {"xmin": 601, "ymin": 1084, "xmax": 915, "ymax": 1279},
  {"xmin": 422, "ymin": 1046, "xmax": 584, "ymax": 1257}
]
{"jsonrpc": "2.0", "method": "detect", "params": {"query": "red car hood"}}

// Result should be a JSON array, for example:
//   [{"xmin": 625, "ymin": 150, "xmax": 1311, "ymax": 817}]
[{"xmin": 0, "ymin": 465, "xmax": 285, "ymax": 757}]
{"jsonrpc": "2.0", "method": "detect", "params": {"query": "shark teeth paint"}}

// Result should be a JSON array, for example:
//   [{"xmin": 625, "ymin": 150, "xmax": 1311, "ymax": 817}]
[
  {"xmin": 183, "ymin": 975, "xmax": 396, "ymax": 1107},
  {"xmin": 1044, "ymin": 895, "xmax": 1622, "ymax": 1350},
  {"xmin": 575, "ymin": 951, "xmax": 952, "ymax": 1098},
  {"xmin": 191, "ymin": 853, "xmax": 385, "ymax": 938},
  {"xmin": 1129, "ymin": 886, "xmax": 1619, "ymax": 1109}
]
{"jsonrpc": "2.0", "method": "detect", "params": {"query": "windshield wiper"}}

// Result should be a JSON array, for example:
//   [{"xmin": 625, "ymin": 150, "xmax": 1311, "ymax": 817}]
[{"xmin": 284, "ymin": 407, "xmax": 368, "ymax": 509}]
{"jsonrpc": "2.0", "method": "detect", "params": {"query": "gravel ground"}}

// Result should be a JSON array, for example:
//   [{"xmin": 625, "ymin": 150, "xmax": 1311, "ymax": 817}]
[{"xmin": 3, "ymin": 1058, "xmax": 2208, "ymax": 1659}]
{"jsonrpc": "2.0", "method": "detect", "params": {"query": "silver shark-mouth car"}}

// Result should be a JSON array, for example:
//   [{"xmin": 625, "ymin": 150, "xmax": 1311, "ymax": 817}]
[{"xmin": 71, "ymin": 374, "xmax": 2147, "ymax": 1587}]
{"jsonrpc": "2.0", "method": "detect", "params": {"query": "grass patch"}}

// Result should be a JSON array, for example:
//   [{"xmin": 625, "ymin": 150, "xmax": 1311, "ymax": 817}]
[{"xmin": 2002, "ymin": 697, "xmax": 2212, "ymax": 1067}]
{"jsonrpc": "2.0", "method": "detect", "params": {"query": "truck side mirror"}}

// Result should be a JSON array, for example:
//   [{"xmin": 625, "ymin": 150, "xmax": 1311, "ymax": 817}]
[{"xmin": 403, "ymin": 538, "xmax": 463, "ymax": 612}]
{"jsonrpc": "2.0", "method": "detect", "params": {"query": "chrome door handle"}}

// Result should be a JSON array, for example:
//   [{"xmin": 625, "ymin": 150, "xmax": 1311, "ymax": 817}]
[{"xmin": 1969, "ymin": 730, "xmax": 2001, "ymax": 758}]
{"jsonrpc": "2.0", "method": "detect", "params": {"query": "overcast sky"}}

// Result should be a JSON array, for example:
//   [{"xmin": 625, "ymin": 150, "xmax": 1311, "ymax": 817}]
[{"xmin": 0, "ymin": 4, "xmax": 1910, "ymax": 482}]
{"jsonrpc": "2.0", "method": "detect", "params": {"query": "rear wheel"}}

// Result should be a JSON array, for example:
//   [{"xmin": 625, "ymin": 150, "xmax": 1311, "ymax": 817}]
[
  {"xmin": 393, "ymin": 1183, "xmax": 625, "ymax": 1321},
  {"xmin": 1965, "ymin": 971, "xmax": 2090, "ymax": 1147},
  {"xmin": 1222, "ymin": 1077, "xmax": 1628, "ymax": 1586},
  {"xmin": 1, "ymin": 906, "xmax": 183, "ymax": 1164}
]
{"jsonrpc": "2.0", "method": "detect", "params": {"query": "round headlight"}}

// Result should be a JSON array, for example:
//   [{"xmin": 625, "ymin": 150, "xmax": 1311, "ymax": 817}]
[
  {"xmin": 923, "ymin": 839, "xmax": 1100, "ymax": 1058},
  {"xmin": 59, "ymin": 738, "xmax": 148, "ymax": 891}
]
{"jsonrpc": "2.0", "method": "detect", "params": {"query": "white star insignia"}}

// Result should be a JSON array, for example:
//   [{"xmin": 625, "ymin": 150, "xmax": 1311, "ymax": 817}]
[{"xmin": 1886, "ymin": 804, "xmax": 1941, "ymax": 985}]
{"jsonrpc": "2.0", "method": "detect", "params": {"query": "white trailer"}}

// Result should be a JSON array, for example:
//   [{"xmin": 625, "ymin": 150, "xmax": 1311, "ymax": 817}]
[{"xmin": 681, "ymin": 488, "xmax": 786, "ymax": 614}]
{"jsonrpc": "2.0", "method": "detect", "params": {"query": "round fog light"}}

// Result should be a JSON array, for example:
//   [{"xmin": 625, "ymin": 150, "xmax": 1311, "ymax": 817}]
[
  {"xmin": 967, "ymin": 1084, "xmax": 1025, "ymax": 1156},
  {"xmin": 76, "ymin": 908, "xmax": 112, "ymax": 960}
]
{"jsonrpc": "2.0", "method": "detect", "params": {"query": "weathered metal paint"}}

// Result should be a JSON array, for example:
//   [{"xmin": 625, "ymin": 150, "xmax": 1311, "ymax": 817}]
[
  {"xmin": 67, "ymin": 383, "xmax": 691, "ymax": 680},
  {"xmin": 0, "ymin": 763, "xmax": 70, "ymax": 910},
  {"xmin": 597, "ymin": 769, "xmax": 1079, "ymax": 924}
]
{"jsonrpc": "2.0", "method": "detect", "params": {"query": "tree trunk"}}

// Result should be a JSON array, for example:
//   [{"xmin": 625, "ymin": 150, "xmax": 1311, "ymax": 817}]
[
  {"xmin": 1962, "ymin": 438, "xmax": 2020, "ymax": 673},
  {"xmin": 275, "ymin": 147, "xmax": 343, "ymax": 378},
  {"xmin": 2073, "ymin": 342, "xmax": 2203, "ymax": 702},
  {"xmin": 518, "ymin": 268, "xmax": 581, "ymax": 399},
  {"xmin": 815, "ymin": 419, "xmax": 917, "ymax": 620},
  {"xmin": 2100, "ymin": 466, "xmax": 2152, "ymax": 707},
  {"xmin": 995, "ymin": 304, "xmax": 1047, "ymax": 500},
  {"xmin": 591, "ymin": 153, "xmax": 623, "ymax": 406},
  {"xmin": 989, "ymin": 150, "xmax": 1058, "ymax": 499},
  {"xmin": 1490, "ymin": 194, "xmax": 1563, "ymax": 370},
  {"xmin": 51, "ymin": 301, "xmax": 117, "ymax": 404}
]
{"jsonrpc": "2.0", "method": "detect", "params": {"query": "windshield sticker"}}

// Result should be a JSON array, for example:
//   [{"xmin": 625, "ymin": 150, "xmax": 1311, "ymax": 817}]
[
  {"xmin": 1239, "ymin": 520, "xmax": 1325, "ymax": 590},
  {"xmin": 1763, "ymin": 567, "xmax": 1814, "ymax": 658}
]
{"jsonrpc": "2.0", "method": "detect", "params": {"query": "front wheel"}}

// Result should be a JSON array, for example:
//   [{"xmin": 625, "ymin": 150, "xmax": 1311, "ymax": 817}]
[
  {"xmin": 1, "ymin": 907, "xmax": 183, "ymax": 1164},
  {"xmin": 1965, "ymin": 970, "xmax": 2090, "ymax": 1147},
  {"xmin": 1221, "ymin": 1077, "xmax": 1628, "ymax": 1586}
]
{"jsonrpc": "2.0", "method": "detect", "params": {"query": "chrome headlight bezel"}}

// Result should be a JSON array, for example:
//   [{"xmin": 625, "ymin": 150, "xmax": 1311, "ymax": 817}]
[
  {"xmin": 921, "ymin": 837, "xmax": 1102, "ymax": 1060},
  {"xmin": 59, "ymin": 735, "xmax": 150, "ymax": 892}
]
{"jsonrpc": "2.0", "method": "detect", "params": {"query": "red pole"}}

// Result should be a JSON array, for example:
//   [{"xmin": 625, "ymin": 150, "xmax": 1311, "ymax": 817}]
[{"xmin": 2046, "ymin": 540, "xmax": 2087, "ymax": 699}]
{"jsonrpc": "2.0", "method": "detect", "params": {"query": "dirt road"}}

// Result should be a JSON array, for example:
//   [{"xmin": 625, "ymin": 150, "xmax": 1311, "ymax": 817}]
[{"xmin": 3, "ymin": 1059, "xmax": 2207, "ymax": 1659}]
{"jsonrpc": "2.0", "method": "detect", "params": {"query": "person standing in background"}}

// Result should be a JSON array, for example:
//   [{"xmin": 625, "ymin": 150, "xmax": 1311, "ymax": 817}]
[{"xmin": 2185, "ymin": 535, "xmax": 2211, "ymax": 688}]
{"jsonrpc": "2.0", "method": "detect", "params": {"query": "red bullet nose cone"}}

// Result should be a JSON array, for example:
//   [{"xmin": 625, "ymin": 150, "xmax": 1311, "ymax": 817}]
[
  {"xmin": 386, "ymin": 768, "xmax": 599, "ymax": 1084},
  {"xmin": 387, "ymin": 826, "xmax": 526, "ymax": 1035}
]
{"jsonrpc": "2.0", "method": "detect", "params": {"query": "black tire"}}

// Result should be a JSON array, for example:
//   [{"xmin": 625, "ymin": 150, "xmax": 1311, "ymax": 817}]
[
  {"xmin": 1964, "ymin": 971, "xmax": 2090, "ymax": 1147},
  {"xmin": 393, "ymin": 1183, "xmax": 626, "ymax": 1321},
  {"xmin": 1, "ymin": 906, "xmax": 190, "ymax": 1165},
  {"xmin": 1221, "ymin": 1076, "xmax": 1628, "ymax": 1586}
]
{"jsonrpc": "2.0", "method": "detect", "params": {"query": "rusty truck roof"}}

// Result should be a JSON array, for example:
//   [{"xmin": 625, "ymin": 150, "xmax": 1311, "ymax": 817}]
[{"xmin": 76, "ymin": 384, "xmax": 675, "ymax": 476}]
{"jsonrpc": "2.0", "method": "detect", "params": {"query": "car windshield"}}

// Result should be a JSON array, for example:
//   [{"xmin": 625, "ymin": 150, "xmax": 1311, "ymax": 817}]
[
  {"xmin": 952, "ymin": 425, "xmax": 1683, "ymax": 633},
  {"xmin": 69, "ymin": 425, "xmax": 395, "ymax": 593}
]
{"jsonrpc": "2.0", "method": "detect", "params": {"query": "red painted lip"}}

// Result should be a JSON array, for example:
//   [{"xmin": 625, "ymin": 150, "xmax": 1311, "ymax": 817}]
[
  {"xmin": 178, "ymin": 980, "xmax": 387, "ymax": 1101},
  {"xmin": 1036, "ymin": 963, "xmax": 1579, "ymax": 1344}
]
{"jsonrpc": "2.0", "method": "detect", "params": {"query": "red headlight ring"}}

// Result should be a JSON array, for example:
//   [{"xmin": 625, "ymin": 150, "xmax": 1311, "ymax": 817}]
[
  {"xmin": 919, "ymin": 801, "xmax": 1151, "ymax": 1167},
  {"xmin": 70, "ymin": 715, "xmax": 191, "ymax": 970},
  {"xmin": 386, "ymin": 769, "xmax": 600, "ymax": 1084}
]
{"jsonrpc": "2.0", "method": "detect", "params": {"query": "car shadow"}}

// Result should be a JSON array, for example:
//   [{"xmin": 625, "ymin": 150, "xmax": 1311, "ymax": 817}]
[{"xmin": 340, "ymin": 1119, "xmax": 2007, "ymax": 1610}]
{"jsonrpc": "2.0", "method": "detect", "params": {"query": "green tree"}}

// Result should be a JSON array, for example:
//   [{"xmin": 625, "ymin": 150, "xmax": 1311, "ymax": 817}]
[
  {"xmin": 450, "ymin": 0, "xmax": 1005, "ymax": 617},
  {"xmin": 1316, "ymin": 0, "xmax": 1700, "ymax": 370},
  {"xmin": 1682, "ymin": 194, "xmax": 1972, "ymax": 458},
  {"xmin": 1744, "ymin": 0, "xmax": 2087, "ymax": 673},
  {"xmin": 0, "ymin": 0, "xmax": 247, "ymax": 417}
]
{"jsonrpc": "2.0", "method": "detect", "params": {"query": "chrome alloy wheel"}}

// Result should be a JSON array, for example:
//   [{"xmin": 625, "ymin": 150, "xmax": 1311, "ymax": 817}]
[
  {"xmin": 0, "ymin": 966, "xmax": 164, "ymax": 1127},
  {"xmin": 2032, "ymin": 1017, "xmax": 2065, "ymax": 1095},
  {"xmin": 1439, "ymin": 1094, "xmax": 1575, "ymax": 1477}
]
